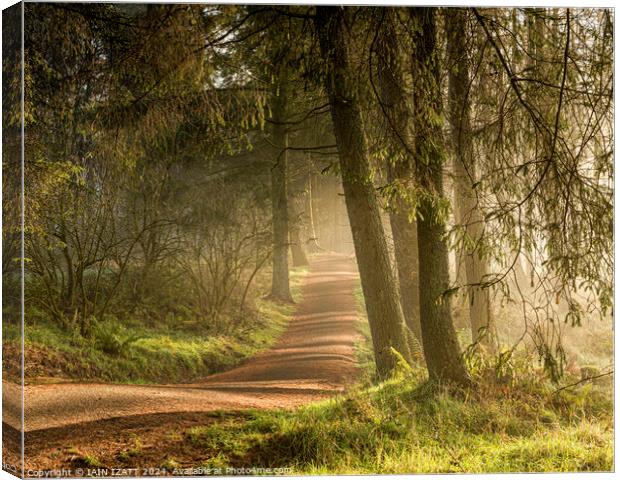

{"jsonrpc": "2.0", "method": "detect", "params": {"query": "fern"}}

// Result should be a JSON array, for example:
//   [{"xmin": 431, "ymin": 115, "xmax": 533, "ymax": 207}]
[{"xmin": 92, "ymin": 319, "xmax": 143, "ymax": 357}]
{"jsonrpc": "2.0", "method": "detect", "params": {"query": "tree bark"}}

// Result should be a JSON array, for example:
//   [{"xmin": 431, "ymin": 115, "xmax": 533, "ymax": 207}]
[
  {"xmin": 315, "ymin": 6, "xmax": 411, "ymax": 378},
  {"xmin": 409, "ymin": 8, "xmax": 470, "ymax": 385},
  {"xmin": 269, "ymin": 62, "xmax": 293, "ymax": 302},
  {"xmin": 304, "ymin": 171, "xmax": 322, "ymax": 253},
  {"xmin": 331, "ymin": 175, "xmax": 343, "ymax": 252},
  {"xmin": 375, "ymin": 9, "xmax": 423, "ymax": 342},
  {"xmin": 446, "ymin": 8, "xmax": 497, "ymax": 352},
  {"xmin": 289, "ymin": 183, "xmax": 310, "ymax": 267}
]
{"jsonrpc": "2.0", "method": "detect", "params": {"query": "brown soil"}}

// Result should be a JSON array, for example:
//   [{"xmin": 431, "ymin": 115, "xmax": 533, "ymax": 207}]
[{"xmin": 2, "ymin": 254, "xmax": 362, "ymax": 474}]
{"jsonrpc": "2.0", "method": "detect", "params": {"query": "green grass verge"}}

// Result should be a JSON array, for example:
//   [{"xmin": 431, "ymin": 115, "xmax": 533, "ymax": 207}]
[
  {"xmin": 181, "ymin": 372, "xmax": 613, "ymax": 474},
  {"xmin": 3, "ymin": 267, "xmax": 309, "ymax": 384},
  {"xmin": 315, "ymin": 274, "xmax": 611, "ymax": 473}
]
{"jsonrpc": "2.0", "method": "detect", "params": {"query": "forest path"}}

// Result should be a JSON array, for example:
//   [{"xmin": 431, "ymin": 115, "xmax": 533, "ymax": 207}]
[{"xmin": 3, "ymin": 253, "xmax": 361, "ymax": 434}]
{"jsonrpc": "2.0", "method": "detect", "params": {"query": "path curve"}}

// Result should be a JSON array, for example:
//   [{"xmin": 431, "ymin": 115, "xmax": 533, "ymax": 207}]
[{"xmin": 2, "ymin": 254, "xmax": 361, "ymax": 433}]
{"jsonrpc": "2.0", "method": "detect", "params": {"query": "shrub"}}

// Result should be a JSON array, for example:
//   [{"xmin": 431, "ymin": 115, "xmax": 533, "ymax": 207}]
[{"xmin": 92, "ymin": 318, "xmax": 143, "ymax": 357}]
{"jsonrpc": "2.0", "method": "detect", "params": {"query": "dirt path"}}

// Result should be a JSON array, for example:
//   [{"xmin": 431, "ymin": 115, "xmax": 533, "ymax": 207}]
[{"xmin": 3, "ymin": 254, "xmax": 361, "ymax": 434}]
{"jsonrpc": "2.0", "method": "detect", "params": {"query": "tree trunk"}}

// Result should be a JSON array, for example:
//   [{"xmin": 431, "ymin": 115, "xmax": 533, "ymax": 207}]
[
  {"xmin": 290, "ymin": 229, "xmax": 308, "ymax": 266},
  {"xmin": 331, "ymin": 176, "xmax": 343, "ymax": 252},
  {"xmin": 269, "ymin": 62, "xmax": 293, "ymax": 302},
  {"xmin": 446, "ymin": 8, "xmax": 498, "ymax": 352},
  {"xmin": 315, "ymin": 6, "xmax": 411, "ymax": 378},
  {"xmin": 289, "ymin": 186, "xmax": 309, "ymax": 267},
  {"xmin": 304, "ymin": 168, "xmax": 322, "ymax": 253},
  {"xmin": 375, "ymin": 9, "xmax": 423, "ymax": 343},
  {"xmin": 409, "ymin": 8, "xmax": 470, "ymax": 385}
]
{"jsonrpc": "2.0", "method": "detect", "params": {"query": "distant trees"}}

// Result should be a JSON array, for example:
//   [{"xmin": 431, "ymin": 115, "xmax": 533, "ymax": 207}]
[{"xmin": 288, "ymin": 171, "xmax": 310, "ymax": 267}]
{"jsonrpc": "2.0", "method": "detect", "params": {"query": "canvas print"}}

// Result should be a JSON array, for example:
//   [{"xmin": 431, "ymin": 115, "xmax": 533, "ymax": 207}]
[{"xmin": 1, "ymin": 2, "xmax": 614, "ymax": 477}]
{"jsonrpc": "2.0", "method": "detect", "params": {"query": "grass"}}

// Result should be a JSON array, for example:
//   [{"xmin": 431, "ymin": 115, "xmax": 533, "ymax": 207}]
[
  {"xmin": 174, "ymin": 279, "xmax": 611, "ymax": 474},
  {"xmin": 181, "ymin": 370, "xmax": 613, "ymax": 474},
  {"xmin": 117, "ymin": 437, "xmax": 142, "ymax": 461},
  {"xmin": 3, "ymin": 267, "xmax": 308, "ymax": 384},
  {"xmin": 66, "ymin": 447, "xmax": 103, "ymax": 468}
]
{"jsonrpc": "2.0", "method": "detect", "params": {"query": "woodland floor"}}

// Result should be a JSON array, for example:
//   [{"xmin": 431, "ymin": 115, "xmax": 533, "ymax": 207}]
[{"xmin": 2, "ymin": 253, "xmax": 363, "ymax": 473}]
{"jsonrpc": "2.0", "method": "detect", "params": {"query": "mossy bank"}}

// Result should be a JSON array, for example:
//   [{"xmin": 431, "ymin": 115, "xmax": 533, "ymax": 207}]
[{"xmin": 2, "ymin": 268, "xmax": 308, "ymax": 385}]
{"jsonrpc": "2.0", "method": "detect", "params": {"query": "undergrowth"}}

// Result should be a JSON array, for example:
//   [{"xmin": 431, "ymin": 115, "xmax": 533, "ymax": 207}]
[{"xmin": 2, "ymin": 267, "xmax": 308, "ymax": 384}]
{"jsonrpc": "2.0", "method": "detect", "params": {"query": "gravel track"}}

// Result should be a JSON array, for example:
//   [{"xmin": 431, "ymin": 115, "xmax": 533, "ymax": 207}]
[{"xmin": 2, "ymin": 254, "xmax": 361, "ymax": 434}]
